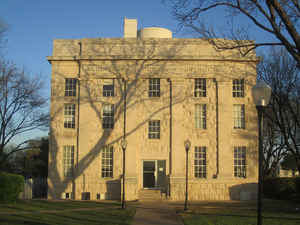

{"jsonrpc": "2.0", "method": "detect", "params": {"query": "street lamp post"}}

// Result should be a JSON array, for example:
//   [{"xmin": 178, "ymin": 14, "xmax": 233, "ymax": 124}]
[
  {"xmin": 121, "ymin": 138, "xmax": 127, "ymax": 209},
  {"xmin": 184, "ymin": 139, "xmax": 191, "ymax": 211},
  {"xmin": 252, "ymin": 81, "xmax": 272, "ymax": 225}
]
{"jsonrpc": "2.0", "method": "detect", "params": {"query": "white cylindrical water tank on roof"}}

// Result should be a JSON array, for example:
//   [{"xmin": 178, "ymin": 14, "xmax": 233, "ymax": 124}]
[{"xmin": 138, "ymin": 27, "xmax": 172, "ymax": 38}]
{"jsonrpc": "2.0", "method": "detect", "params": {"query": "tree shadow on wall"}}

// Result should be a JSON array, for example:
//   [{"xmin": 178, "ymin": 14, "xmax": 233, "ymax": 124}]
[
  {"xmin": 48, "ymin": 38, "xmax": 188, "ymax": 200},
  {"xmin": 47, "ymin": 36, "xmax": 259, "ymax": 201}
]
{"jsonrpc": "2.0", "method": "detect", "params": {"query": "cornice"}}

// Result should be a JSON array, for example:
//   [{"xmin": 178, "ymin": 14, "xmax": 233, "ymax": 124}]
[
  {"xmin": 77, "ymin": 37, "xmax": 254, "ymax": 45},
  {"xmin": 47, "ymin": 55, "xmax": 259, "ymax": 63}
]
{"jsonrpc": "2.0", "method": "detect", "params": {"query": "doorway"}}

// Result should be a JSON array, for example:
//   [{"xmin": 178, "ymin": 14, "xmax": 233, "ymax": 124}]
[{"xmin": 143, "ymin": 160, "xmax": 166, "ymax": 189}]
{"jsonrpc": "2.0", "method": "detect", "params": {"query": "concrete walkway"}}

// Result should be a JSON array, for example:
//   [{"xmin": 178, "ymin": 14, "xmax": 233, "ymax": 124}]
[{"xmin": 131, "ymin": 201, "xmax": 184, "ymax": 225}]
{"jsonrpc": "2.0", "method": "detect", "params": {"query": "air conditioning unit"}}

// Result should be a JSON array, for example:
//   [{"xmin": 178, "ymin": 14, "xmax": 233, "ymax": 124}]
[
  {"xmin": 81, "ymin": 192, "xmax": 90, "ymax": 200},
  {"xmin": 61, "ymin": 192, "xmax": 73, "ymax": 199},
  {"xmin": 96, "ymin": 193, "xmax": 108, "ymax": 200}
]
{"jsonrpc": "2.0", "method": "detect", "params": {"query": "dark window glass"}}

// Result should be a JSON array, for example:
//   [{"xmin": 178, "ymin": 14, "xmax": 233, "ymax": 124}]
[
  {"xmin": 65, "ymin": 78, "xmax": 77, "ymax": 97},
  {"xmin": 149, "ymin": 79, "xmax": 160, "ymax": 97},
  {"xmin": 103, "ymin": 82, "xmax": 114, "ymax": 97},
  {"xmin": 102, "ymin": 146, "xmax": 113, "ymax": 178},
  {"xmin": 194, "ymin": 78, "xmax": 206, "ymax": 97},
  {"xmin": 194, "ymin": 146, "xmax": 207, "ymax": 178},
  {"xmin": 148, "ymin": 120, "xmax": 160, "ymax": 139},
  {"xmin": 64, "ymin": 104, "xmax": 75, "ymax": 129},
  {"xmin": 63, "ymin": 145, "xmax": 74, "ymax": 177},
  {"xmin": 233, "ymin": 79, "xmax": 244, "ymax": 97},
  {"xmin": 102, "ymin": 104, "xmax": 114, "ymax": 129},
  {"xmin": 234, "ymin": 146, "xmax": 246, "ymax": 178}
]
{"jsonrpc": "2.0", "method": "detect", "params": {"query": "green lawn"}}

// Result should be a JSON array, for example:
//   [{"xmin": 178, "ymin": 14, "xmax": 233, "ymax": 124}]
[
  {"xmin": 177, "ymin": 199, "xmax": 300, "ymax": 225},
  {"xmin": 0, "ymin": 200, "xmax": 135, "ymax": 225},
  {"xmin": 2, "ymin": 199, "xmax": 300, "ymax": 225}
]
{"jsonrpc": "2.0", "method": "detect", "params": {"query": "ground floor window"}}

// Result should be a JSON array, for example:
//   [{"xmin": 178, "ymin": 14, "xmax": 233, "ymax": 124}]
[
  {"xmin": 63, "ymin": 145, "xmax": 74, "ymax": 177},
  {"xmin": 101, "ymin": 146, "xmax": 113, "ymax": 178},
  {"xmin": 234, "ymin": 146, "xmax": 246, "ymax": 178},
  {"xmin": 194, "ymin": 146, "xmax": 207, "ymax": 178}
]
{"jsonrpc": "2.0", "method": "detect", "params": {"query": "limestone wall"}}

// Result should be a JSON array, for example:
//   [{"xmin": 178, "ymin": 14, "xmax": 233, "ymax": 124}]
[
  {"xmin": 169, "ymin": 177, "xmax": 257, "ymax": 200},
  {"xmin": 48, "ymin": 37, "xmax": 258, "ymax": 201},
  {"xmin": 51, "ymin": 38, "xmax": 257, "ymax": 61}
]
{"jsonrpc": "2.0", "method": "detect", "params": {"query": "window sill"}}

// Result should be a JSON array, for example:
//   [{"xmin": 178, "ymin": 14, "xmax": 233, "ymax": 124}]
[
  {"xmin": 232, "ymin": 128, "xmax": 246, "ymax": 131},
  {"xmin": 192, "ymin": 128, "xmax": 208, "ymax": 134},
  {"xmin": 148, "ymin": 96, "xmax": 161, "ymax": 100},
  {"xmin": 100, "ymin": 177, "xmax": 114, "ymax": 179}
]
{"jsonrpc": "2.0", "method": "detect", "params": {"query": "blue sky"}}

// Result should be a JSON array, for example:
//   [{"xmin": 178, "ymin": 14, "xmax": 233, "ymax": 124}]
[
  {"xmin": 0, "ymin": 1, "xmax": 179, "ymax": 92},
  {"xmin": 0, "ymin": 0, "xmax": 272, "ymax": 143},
  {"xmin": 0, "ymin": 0, "xmax": 182, "ymax": 142}
]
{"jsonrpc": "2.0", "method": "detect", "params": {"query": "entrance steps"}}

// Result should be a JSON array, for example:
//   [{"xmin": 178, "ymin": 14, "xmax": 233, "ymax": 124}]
[{"xmin": 138, "ymin": 189, "xmax": 166, "ymax": 201}]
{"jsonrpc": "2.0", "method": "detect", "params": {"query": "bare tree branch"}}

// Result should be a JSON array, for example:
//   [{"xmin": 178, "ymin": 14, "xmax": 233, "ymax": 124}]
[
  {"xmin": 0, "ymin": 60, "xmax": 48, "ymax": 170},
  {"xmin": 167, "ymin": 0, "xmax": 300, "ymax": 65},
  {"xmin": 258, "ymin": 47, "xmax": 300, "ymax": 173}
]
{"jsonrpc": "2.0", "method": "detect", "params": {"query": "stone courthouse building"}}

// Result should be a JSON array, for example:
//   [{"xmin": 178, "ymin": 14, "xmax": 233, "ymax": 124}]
[{"xmin": 47, "ymin": 18, "xmax": 259, "ymax": 201}]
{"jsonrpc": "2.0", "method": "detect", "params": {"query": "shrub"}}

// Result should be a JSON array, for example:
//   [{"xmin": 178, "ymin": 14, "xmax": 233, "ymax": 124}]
[
  {"xmin": 263, "ymin": 177, "xmax": 299, "ymax": 200},
  {"xmin": 0, "ymin": 172, "xmax": 24, "ymax": 203}
]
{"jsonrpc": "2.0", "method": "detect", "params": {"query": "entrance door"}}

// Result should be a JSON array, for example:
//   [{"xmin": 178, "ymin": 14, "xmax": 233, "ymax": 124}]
[
  {"xmin": 143, "ymin": 160, "xmax": 166, "ymax": 189},
  {"xmin": 143, "ymin": 161, "xmax": 155, "ymax": 188}
]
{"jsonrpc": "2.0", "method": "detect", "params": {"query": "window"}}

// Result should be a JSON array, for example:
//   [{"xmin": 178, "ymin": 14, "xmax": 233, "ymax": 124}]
[
  {"xmin": 102, "ymin": 104, "xmax": 114, "ymax": 129},
  {"xmin": 233, "ymin": 104, "xmax": 245, "ymax": 129},
  {"xmin": 65, "ymin": 78, "xmax": 77, "ymax": 97},
  {"xmin": 194, "ymin": 78, "xmax": 206, "ymax": 97},
  {"xmin": 64, "ymin": 104, "xmax": 75, "ymax": 129},
  {"xmin": 148, "ymin": 120, "xmax": 160, "ymax": 139},
  {"xmin": 63, "ymin": 145, "xmax": 74, "ymax": 177},
  {"xmin": 195, "ymin": 104, "xmax": 207, "ymax": 129},
  {"xmin": 234, "ymin": 146, "xmax": 246, "ymax": 178},
  {"xmin": 194, "ymin": 146, "xmax": 207, "ymax": 178},
  {"xmin": 149, "ymin": 78, "xmax": 160, "ymax": 97},
  {"xmin": 103, "ymin": 79, "xmax": 114, "ymax": 97},
  {"xmin": 102, "ymin": 146, "xmax": 113, "ymax": 178},
  {"xmin": 232, "ymin": 79, "xmax": 244, "ymax": 97}
]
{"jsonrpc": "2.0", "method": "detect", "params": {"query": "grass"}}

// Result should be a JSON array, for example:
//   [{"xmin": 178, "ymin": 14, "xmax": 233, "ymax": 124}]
[
  {"xmin": 2, "ymin": 199, "xmax": 300, "ymax": 225},
  {"xmin": 0, "ymin": 200, "xmax": 135, "ymax": 225},
  {"xmin": 176, "ymin": 199, "xmax": 300, "ymax": 225}
]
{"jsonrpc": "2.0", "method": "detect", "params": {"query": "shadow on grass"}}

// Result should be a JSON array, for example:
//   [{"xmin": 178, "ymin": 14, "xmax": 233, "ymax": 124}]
[
  {"xmin": 180, "ymin": 211, "xmax": 300, "ymax": 221},
  {"xmin": 0, "ymin": 207, "xmax": 135, "ymax": 225}
]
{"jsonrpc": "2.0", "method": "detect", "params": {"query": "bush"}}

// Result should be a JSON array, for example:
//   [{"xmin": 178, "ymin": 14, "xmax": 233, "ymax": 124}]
[
  {"xmin": 0, "ymin": 172, "xmax": 24, "ymax": 203},
  {"xmin": 263, "ymin": 177, "xmax": 299, "ymax": 200}
]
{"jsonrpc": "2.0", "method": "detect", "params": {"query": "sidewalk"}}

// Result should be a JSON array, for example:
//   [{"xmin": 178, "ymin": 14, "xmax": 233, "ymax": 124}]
[{"xmin": 130, "ymin": 201, "xmax": 184, "ymax": 225}]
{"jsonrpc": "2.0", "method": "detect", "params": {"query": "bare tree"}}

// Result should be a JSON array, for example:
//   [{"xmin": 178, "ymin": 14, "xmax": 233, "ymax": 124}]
[
  {"xmin": 0, "ymin": 60, "xmax": 48, "ymax": 171},
  {"xmin": 258, "ymin": 48, "xmax": 300, "ymax": 174},
  {"xmin": 166, "ymin": 0, "xmax": 300, "ymax": 65},
  {"xmin": 262, "ymin": 114, "xmax": 286, "ymax": 177}
]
